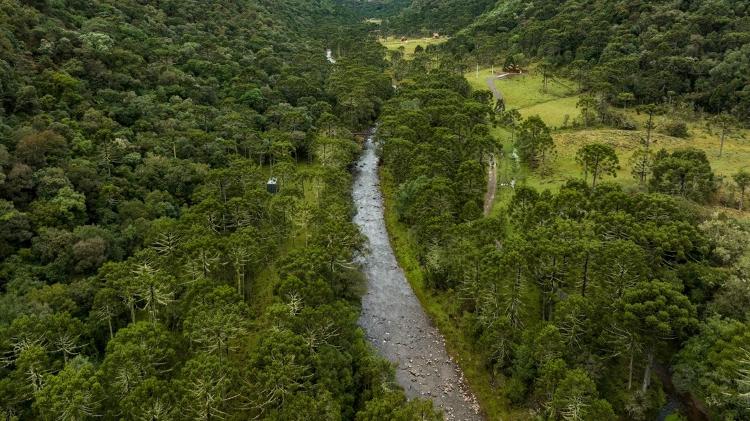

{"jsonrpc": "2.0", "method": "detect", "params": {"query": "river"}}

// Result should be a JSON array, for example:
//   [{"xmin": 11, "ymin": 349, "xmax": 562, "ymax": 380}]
[{"xmin": 353, "ymin": 132, "xmax": 482, "ymax": 420}]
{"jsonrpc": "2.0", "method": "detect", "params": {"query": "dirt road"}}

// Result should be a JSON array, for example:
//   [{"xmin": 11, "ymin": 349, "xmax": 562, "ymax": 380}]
[
  {"xmin": 483, "ymin": 155, "xmax": 497, "ymax": 216},
  {"xmin": 485, "ymin": 76, "xmax": 503, "ymax": 101},
  {"xmin": 485, "ymin": 72, "xmax": 517, "ymax": 101},
  {"xmin": 353, "ymin": 132, "xmax": 482, "ymax": 420},
  {"xmin": 482, "ymin": 74, "xmax": 516, "ymax": 217}
]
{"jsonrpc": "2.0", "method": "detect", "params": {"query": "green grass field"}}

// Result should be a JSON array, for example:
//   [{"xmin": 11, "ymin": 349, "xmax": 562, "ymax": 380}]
[
  {"xmin": 469, "ymin": 67, "xmax": 750, "ymax": 219},
  {"xmin": 490, "ymin": 121, "xmax": 750, "ymax": 219},
  {"xmin": 467, "ymin": 67, "xmax": 580, "ymax": 129},
  {"xmin": 380, "ymin": 36, "xmax": 447, "ymax": 59},
  {"xmin": 466, "ymin": 68, "xmax": 576, "ymax": 106},
  {"xmin": 519, "ymin": 96, "xmax": 580, "ymax": 129}
]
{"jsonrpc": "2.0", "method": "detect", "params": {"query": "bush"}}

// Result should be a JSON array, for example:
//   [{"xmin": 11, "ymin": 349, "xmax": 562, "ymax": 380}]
[
  {"xmin": 661, "ymin": 120, "xmax": 689, "ymax": 138},
  {"xmin": 502, "ymin": 376, "xmax": 527, "ymax": 404},
  {"xmin": 601, "ymin": 110, "xmax": 636, "ymax": 130}
]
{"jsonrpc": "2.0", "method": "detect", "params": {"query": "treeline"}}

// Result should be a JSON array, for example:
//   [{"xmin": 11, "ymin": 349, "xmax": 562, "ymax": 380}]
[
  {"xmin": 442, "ymin": 0, "xmax": 750, "ymax": 119},
  {"xmin": 385, "ymin": 0, "xmax": 497, "ymax": 35},
  {"xmin": 379, "ymin": 69, "xmax": 496, "ymax": 233},
  {"xmin": 0, "ymin": 0, "xmax": 440, "ymax": 419},
  {"xmin": 338, "ymin": 0, "xmax": 411, "ymax": 19},
  {"xmin": 381, "ymin": 53, "xmax": 750, "ymax": 419}
]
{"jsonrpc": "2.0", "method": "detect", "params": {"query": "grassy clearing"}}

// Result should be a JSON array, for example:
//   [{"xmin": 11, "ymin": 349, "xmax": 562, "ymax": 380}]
[
  {"xmin": 519, "ymin": 96, "xmax": 580, "ymax": 129},
  {"xmin": 380, "ymin": 168, "xmax": 526, "ymax": 421},
  {"xmin": 496, "ymin": 75, "xmax": 576, "ymax": 109},
  {"xmin": 490, "ymin": 120, "xmax": 750, "ymax": 220},
  {"xmin": 467, "ymin": 67, "xmax": 581, "ymax": 131},
  {"xmin": 380, "ymin": 36, "xmax": 447, "ymax": 59},
  {"xmin": 555, "ymin": 127, "xmax": 750, "ymax": 180},
  {"xmin": 465, "ymin": 66, "xmax": 750, "ymax": 219},
  {"xmin": 466, "ymin": 68, "xmax": 577, "ymax": 107}
]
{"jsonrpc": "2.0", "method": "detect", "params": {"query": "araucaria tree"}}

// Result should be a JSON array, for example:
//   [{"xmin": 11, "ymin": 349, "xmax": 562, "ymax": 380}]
[
  {"xmin": 649, "ymin": 148, "xmax": 716, "ymax": 203},
  {"xmin": 630, "ymin": 148, "xmax": 653, "ymax": 185},
  {"xmin": 734, "ymin": 170, "xmax": 750, "ymax": 211},
  {"xmin": 618, "ymin": 281, "xmax": 697, "ymax": 393},
  {"xmin": 516, "ymin": 115, "xmax": 555, "ymax": 169},
  {"xmin": 709, "ymin": 113, "xmax": 738, "ymax": 157},
  {"xmin": 575, "ymin": 143, "xmax": 619, "ymax": 187}
]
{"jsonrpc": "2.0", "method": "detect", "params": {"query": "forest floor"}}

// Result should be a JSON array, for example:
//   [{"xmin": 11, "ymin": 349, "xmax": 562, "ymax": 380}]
[{"xmin": 354, "ymin": 133, "xmax": 483, "ymax": 420}]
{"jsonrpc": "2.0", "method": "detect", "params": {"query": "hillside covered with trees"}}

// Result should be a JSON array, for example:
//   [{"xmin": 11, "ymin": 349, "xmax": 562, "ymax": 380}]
[
  {"xmin": 373, "ymin": 1, "xmax": 750, "ymax": 420},
  {"xmin": 2, "ymin": 0, "xmax": 750, "ymax": 420},
  {"xmin": 0, "ymin": 0, "xmax": 443, "ymax": 419},
  {"xmin": 444, "ymin": 0, "xmax": 750, "ymax": 118},
  {"xmin": 387, "ymin": 0, "xmax": 496, "ymax": 35}
]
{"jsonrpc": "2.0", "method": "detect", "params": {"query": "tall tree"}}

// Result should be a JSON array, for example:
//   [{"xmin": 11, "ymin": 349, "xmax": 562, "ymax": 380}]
[
  {"xmin": 575, "ymin": 143, "xmax": 619, "ymax": 187},
  {"xmin": 638, "ymin": 104, "xmax": 658, "ymax": 149},
  {"xmin": 709, "ymin": 113, "xmax": 738, "ymax": 157},
  {"xmin": 618, "ymin": 281, "xmax": 697, "ymax": 393},
  {"xmin": 649, "ymin": 148, "xmax": 716, "ymax": 203},
  {"xmin": 734, "ymin": 170, "xmax": 750, "ymax": 211},
  {"xmin": 516, "ymin": 116, "xmax": 554, "ymax": 169},
  {"xmin": 176, "ymin": 353, "xmax": 238, "ymax": 421},
  {"xmin": 629, "ymin": 148, "xmax": 653, "ymax": 186},
  {"xmin": 33, "ymin": 357, "xmax": 103, "ymax": 420}
]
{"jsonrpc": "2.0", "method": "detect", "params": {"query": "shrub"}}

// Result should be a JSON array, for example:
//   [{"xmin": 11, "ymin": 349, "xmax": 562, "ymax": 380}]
[{"xmin": 661, "ymin": 120, "xmax": 689, "ymax": 138}]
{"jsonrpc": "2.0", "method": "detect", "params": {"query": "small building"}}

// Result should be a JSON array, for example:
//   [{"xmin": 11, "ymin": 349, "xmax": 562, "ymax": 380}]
[
  {"xmin": 267, "ymin": 177, "xmax": 278, "ymax": 194},
  {"xmin": 400, "ymin": 36, "xmax": 407, "ymax": 42},
  {"xmin": 433, "ymin": 32, "xmax": 440, "ymax": 39},
  {"xmin": 503, "ymin": 63, "xmax": 524, "ymax": 74}
]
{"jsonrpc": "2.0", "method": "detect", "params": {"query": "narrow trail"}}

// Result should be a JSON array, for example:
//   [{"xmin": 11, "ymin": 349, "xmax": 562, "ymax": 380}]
[
  {"xmin": 485, "ymin": 76, "xmax": 503, "ymax": 101},
  {"xmin": 483, "ymin": 155, "xmax": 497, "ymax": 216},
  {"xmin": 354, "ymin": 133, "xmax": 482, "ymax": 420},
  {"xmin": 483, "ymin": 75, "xmax": 509, "ymax": 217},
  {"xmin": 485, "ymin": 72, "xmax": 517, "ymax": 101}
]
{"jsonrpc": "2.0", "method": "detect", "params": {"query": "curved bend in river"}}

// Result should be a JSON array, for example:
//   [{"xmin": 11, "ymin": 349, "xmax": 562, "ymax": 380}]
[{"xmin": 354, "ymin": 132, "xmax": 482, "ymax": 420}]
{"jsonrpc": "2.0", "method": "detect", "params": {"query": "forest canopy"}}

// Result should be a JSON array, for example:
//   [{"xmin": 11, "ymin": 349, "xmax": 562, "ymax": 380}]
[
  {"xmin": 2, "ymin": 0, "xmax": 750, "ymax": 420},
  {"xmin": 0, "ymin": 0, "xmax": 444, "ymax": 419}
]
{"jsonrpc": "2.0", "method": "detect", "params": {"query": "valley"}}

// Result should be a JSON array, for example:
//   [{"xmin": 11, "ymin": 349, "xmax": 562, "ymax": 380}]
[{"xmin": 1, "ymin": 1, "xmax": 748, "ymax": 420}]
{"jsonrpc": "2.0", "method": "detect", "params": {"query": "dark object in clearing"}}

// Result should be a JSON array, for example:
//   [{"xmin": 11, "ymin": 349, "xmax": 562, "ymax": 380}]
[
  {"xmin": 400, "ymin": 36, "xmax": 407, "ymax": 42},
  {"xmin": 433, "ymin": 33, "xmax": 440, "ymax": 39},
  {"xmin": 503, "ymin": 63, "xmax": 523, "ymax": 73},
  {"xmin": 267, "ymin": 177, "xmax": 278, "ymax": 193}
]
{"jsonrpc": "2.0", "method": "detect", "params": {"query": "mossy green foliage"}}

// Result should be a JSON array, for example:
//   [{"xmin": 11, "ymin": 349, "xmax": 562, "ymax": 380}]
[{"xmin": 0, "ymin": 0, "xmax": 438, "ymax": 419}]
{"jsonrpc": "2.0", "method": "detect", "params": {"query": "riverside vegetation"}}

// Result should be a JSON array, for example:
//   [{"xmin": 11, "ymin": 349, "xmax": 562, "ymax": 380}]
[
  {"xmin": 375, "ymin": 1, "xmax": 750, "ymax": 420},
  {"xmin": 2, "ymin": 1, "xmax": 750, "ymax": 421},
  {"xmin": 0, "ymin": 1, "xmax": 440, "ymax": 419}
]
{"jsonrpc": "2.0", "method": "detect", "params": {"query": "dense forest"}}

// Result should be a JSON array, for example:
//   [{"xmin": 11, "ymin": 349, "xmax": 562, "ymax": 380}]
[
  {"xmin": 381, "ymin": 0, "xmax": 749, "ymax": 118},
  {"xmin": 2, "ymin": 0, "xmax": 750, "ymax": 420},
  {"xmin": 380, "ymin": 41, "xmax": 750, "ymax": 419},
  {"xmin": 0, "ymin": 0, "xmax": 444, "ymax": 419},
  {"xmin": 372, "ymin": 1, "xmax": 750, "ymax": 420},
  {"xmin": 341, "ymin": 0, "xmax": 411, "ymax": 19},
  {"xmin": 387, "ymin": 0, "xmax": 497, "ymax": 35},
  {"xmin": 444, "ymin": 0, "xmax": 750, "ymax": 118}
]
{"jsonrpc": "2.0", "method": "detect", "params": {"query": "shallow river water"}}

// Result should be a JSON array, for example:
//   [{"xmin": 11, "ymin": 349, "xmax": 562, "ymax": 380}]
[{"xmin": 353, "ymin": 133, "xmax": 482, "ymax": 420}]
